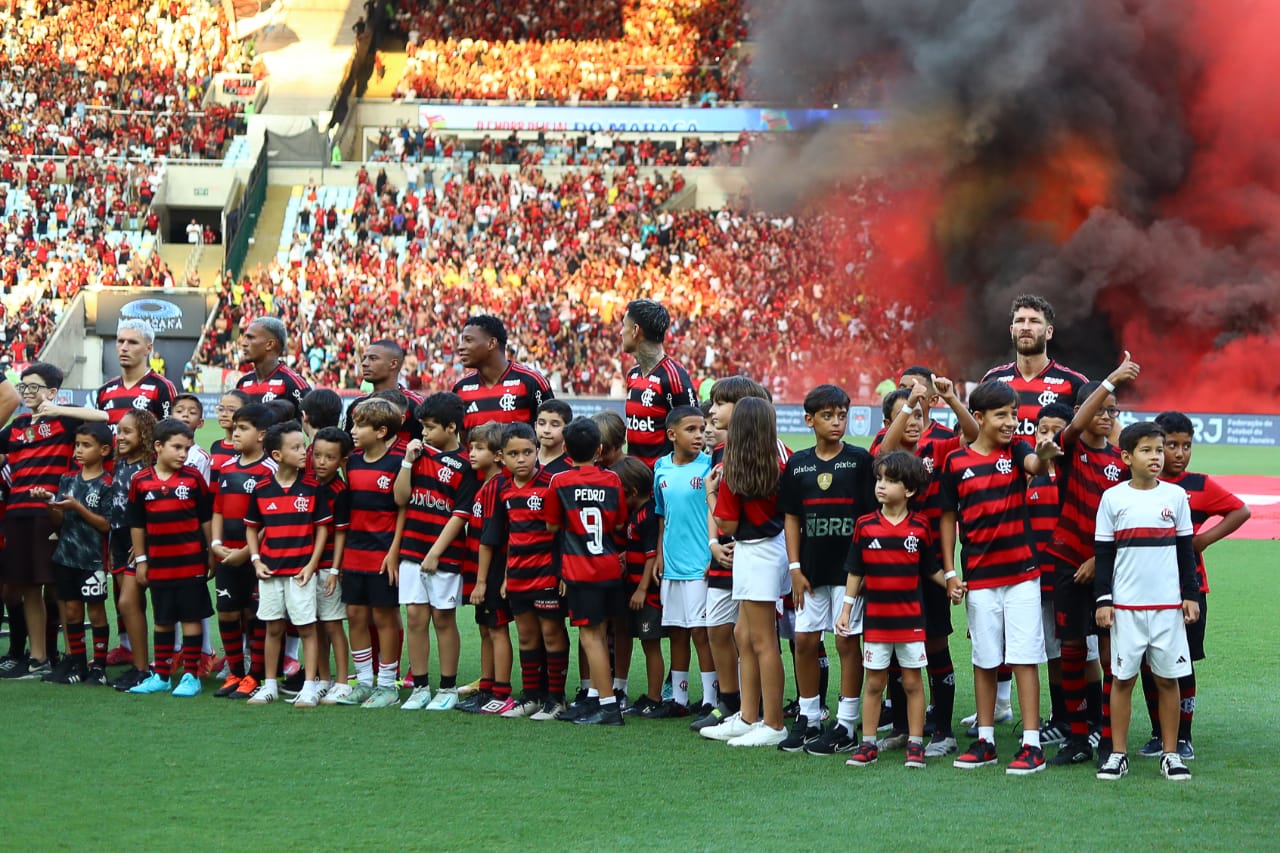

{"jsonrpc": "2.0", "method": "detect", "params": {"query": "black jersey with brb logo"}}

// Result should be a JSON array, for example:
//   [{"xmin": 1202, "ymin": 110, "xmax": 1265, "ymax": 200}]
[{"xmin": 778, "ymin": 443, "xmax": 876, "ymax": 587}]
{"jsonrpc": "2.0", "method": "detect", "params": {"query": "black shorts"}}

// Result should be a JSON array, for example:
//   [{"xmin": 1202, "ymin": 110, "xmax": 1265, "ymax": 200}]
[
  {"xmin": 923, "ymin": 578, "xmax": 953, "ymax": 640},
  {"xmin": 150, "ymin": 578, "xmax": 213, "ymax": 626},
  {"xmin": 1053, "ymin": 556, "xmax": 1097, "ymax": 642},
  {"xmin": 1187, "ymin": 591, "xmax": 1207, "ymax": 662},
  {"xmin": 54, "ymin": 563, "xmax": 109, "ymax": 604},
  {"xmin": 626, "ymin": 601, "xmax": 665, "ymax": 641},
  {"xmin": 215, "ymin": 563, "xmax": 257, "ymax": 613},
  {"xmin": 341, "ymin": 571, "xmax": 398, "ymax": 609},
  {"xmin": 2, "ymin": 515, "xmax": 56, "ymax": 585},
  {"xmin": 566, "ymin": 582, "xmax": 624, "ymax": 628},
  {"xmin": 507, "ymin": 588, "xmax": 565, "ymax": 620},
  {"xmin": 473, "ymin": 574, "xmax": 513, "ymax": 628},
  {"xmin": 109, "ymin": 532, "xmax": 133, "ymax": 575}
]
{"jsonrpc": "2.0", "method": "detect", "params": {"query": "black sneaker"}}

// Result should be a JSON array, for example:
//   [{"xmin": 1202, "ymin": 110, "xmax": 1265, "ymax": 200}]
[
  {"xmin": 571, "ymin": 687, "xmax": 590, "ymax": 707},
  {"xmin": 1176, "ymin": 739, "xmax": 1195, "ymax": 761},
  {"xmin": 640, "ymin": 699, "xmax": 684, "ymax": 719},
  {"xmin": 575, "ymin": 701, "xmax": 625, "ymax": 726},
  {"xmin": 557, "ymin": 698, "xmax": 595, "ymax": 722},
  {"xmin": 83, "ymin": 666, "xmax": 109, "ymax": 686},
  {"xmin": 613, "ymin": 689, "xmax": 629, "ymax": 711},
  {"xmin": 456, "ymin": 690, "xmax": 492, "ymax": 713},
  {"xmin": 112, "ymin": 668, "xmax": 150, "ymax": 692},
  {"xmin": 778, "ymin": 715, "xmax": 821, "ymax": 753},
  {"xmin": 281, "ymin": 670, "xmax": 306, "ymax": 696},
  {"xmin": 1048, "ymin": 736, "xmax": 1094, "ymax": 766},
  {"xmin": 804, "ymin": 721, "xmax": 858, "ymax": 755},
  {"xmin": 0, "ymin": 654, "xmax": 25, "ymax": 677},
  {"xmin": 623, "ymin": 695, "xmax": 654, "ymax": 717},
  {"xmin": 1160, "ymin": 752, "xmax": 1192, "ymax": 781},
  {"xmin": 43, "ymin": 657, "xmax": 86, "ymax": 684},
  {"xmin": 13, "ymin": 658, "xmax": 51, "ymax": 680},
  {"xmin": 689, "ymin": 702, "xmax": 713, "ymax": 718},
  {"xmin": 1096, "ymin": 751, "xmax": 1129, "ymax": 780},
  {"xmin": 689, "ymin": 701, "xmax": 729, "ymax": 731}
]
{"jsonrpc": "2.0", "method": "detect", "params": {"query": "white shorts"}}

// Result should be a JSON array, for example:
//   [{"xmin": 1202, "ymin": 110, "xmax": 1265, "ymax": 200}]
[
  {"xmin": 864, "ymin": 640, "xmax": 928, "ymax": 670},
  {"xmin": 316, "ymin": 572, "xmax": 346, "ymax": 622},
  {"xmin": 257, "ymin": 575, "xmax": 317, "ymax": 625},
  {"xmin": 965, "ymin": 579, "xmax": 1046, "ymax": 669},
  {"xmin": 1110, "ymin": 608, "xmax": 1192, "ymax": 681},
  {"xmin": 661, "ymin": 578, "xmax": 708, "ymax": 628},
  {"xmin": 1042, "ymin": 601, "xmax": 1101, "ymax": 661},
  {"xmin": 795, "ymin": 585, "xmax": 862, "ymax": 636},
  {"xmin": 731, "ymin": 533, "xmax": 791, "ymax": 603},
  {"xmin": 398, "ymin": 560, "xmax": 462, "ymax": 609},
  {"xmin": 705, "ymin": 587, "xmax": 739, "ymax": 628}
]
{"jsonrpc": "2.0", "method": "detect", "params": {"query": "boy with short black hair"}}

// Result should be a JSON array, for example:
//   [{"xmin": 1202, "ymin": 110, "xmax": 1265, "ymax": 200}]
[
  {"xmin": 38, "ymin": 423, "xmax": 114, "ymax": 684},
  {"xmin": 1094, "ymin": 421, "xmax": 1199, "ymax": 782},
  {"xmin": 545, "ymin": 418, "xmax": 629, "ymax": 726},
  {"xmin": 300, "ymin": 388, "xmax": 344, "ymax": 432},
  {"xmin": 780, "ymin": 384, "xmax": 875, "ymax": 755},
  {"xmin": 309, "ymin": 426, "xmax": 355, "ymax": 704},
  {"xmin": 536, "ymin": 399, "xmax": 574, "ymax": 473},
  {"xmin": 125, "ymin": 419, "xmax": 214, "ymax": 696},
  {"xmin": 172, "ymin": 394, "xmax": 212, "ymax": 484},
  {"xmin": 244, "ymin": 421, "xmax": 331, "ymax": 707}
]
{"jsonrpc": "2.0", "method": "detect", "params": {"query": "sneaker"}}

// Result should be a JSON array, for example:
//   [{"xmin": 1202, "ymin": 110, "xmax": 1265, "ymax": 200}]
[
  {"xmin": 1039, "ymin": 720, "xmax": 1068, "ymax": 747},
  {"xmin": 557, "ymin": 699, "xmax": 594, "ymax": 722},
  {"xmin": 805, "ymin": 722, "xmax": 858, "ymax": 755},
  {"xmin": 1137, "ymin": 735, "xmax": 1164, "ymax": 758},
  {"xmin": 283, "ymin": 656, "xmax": 301, "ymax": 677},
  {"xmin": 570, "ymin": 687, "xmax": 590, "ymax": 708},
  {"xmin": 481, "ymin": 695, "xmax": 517, "ymax": 715},
  {"xmin": 339, "ymin": 682, "xmax": 375, "ymax": 705},
  {"xmin": 83, "ymin": 667, "xmax": 109, "ymax": 686},
  {"xmin": 728, "ymin": 723, "xmax": 787, "ymax": 747},
  {"xmin": 530, "ymin": 700, "xmax": 566, "ymax": 721},
  {"xmin": 13, "ymin": 658, "xmax": 51, "ymax": 680},
  {"xmin": 43, "ymin": 657, "xmax": 85, "ymax": 684},
  {"xmin": 246, "ymin": 683, "xmax": 279, "ymax": 704},
  {"xmin": 361, "ymin": 686, "xmax": 401, "ymax": 708},
  {"xmin": 230, "ymin": 675, "xmax": 260, "ymax": 700},
  {"xmin": 401, "ymin": 685, "xmax": 434, "ymax": 710},
  {"xmin": 457, "ymin": 678, "xmax": 483, "ymax": 696},
  {"xmin": 315, "ymin": 681, "xmax": 333, "ymax": 700},
  {"xmin": 689, "ymin": 701, "xmax": 728, "ymax": 731},
  {"xmin": 701, "ymin": 711, "xmax": 753, "ymax": 742},
  {"xmin": 1049, "ymin": 736, "xmax": 1094, "ymax": 766},
  {"xmin": 959, "ymin": 709, "xmax": 979, "ymax": 727},
  {"xmin": 1006, "ymin": 743, "xmax": 1046, "ymax": 775},
  {"xmin": 924, "ymin": 734, "xmax": 958, "ymax": 758},
  {"xmin": 280, "ymin": 671, "xmax": 306, "ymax": 696},
  {"xmin": 321, "ymin": 683, "xmax": 356, "ymax": 705},
  {"xmin": 613, "ymin": 689, "xmax": 629, "ymax": 711},
  {"xmin": 197, "ymin": 653, "xmax": 221, "ymax": 679},
  {"xmin": 1096, "ymin": 751, "xmax": 1129, "ymax": 780},
  {"xmin": 1176, "ymin": 739, "xmax": 1195, "ymax": 761},
  {"xmin": 1161, "ymin": 752, "xmax": 1192, "ymax": 781},
  {"xmin": 0, "ymin": 655, "xmax": 23, "ymax": 676},
  {"xmin": 456, "ymin": 690, "xmax": 492, "ymax": 714},
  {"xmin": 846, "ymin": 741, "xmax": 879, "ymax": 767},
  {"xmin": 661, "ymin": 677, "xmax": 673, "ymax": 702},
  {"xmin": 214, "ymin": 674, "xmax": 243, "ymax": 698},
  {"xmin": 905, "ymin": 742, "xmax": 927, "ymax": 769},
  {"xmin": 953, "ymin": 739, "xmax": 998, "ymax": 770},
  {"xmin": 1087, "ymin": 725, "xmax": 1103, "ymax": 750},
  {"xmin": 778, "ymin": 715, "xmax": 821, "ymax": 753},
  {"xmin": 425, "ymin": 688, "xmax": 458, "ymax": 711},
  {"xmin": 171, "ymin": 673, "xmax": 202, "ymax": 697},
  {"xmin": 500, "ymin": 693, "xmax": 542, "ymax": 718},
  {"xmin": 962, "ymin": 703, "xmax": 1013, "ymax": 737},
  {"xmin": 877, "ymin": 732, "xmax": 909, "ymax": 751},
  {"xmin": 293, "ymin": 685, "xmax": 321, "ymax": 708},
  {"xmin": 623, "ymin": 695, "xmax": 654, "ymax": 717},
  {"xmin": 128, "ymin": 672, "xmax": 172, "ymax": 694},
  {"xmin": 639, "ymin": 699, "xmax": 681, "ymax": 720},
  {"xmin": 105, "ymin": 646, "xmax": 132, "ymax": 666},
  {"xmin": 111, "ymin": 668, "xmax": 149, "ymax": 692},
  {"xmin": 689, "ymin": 702, "xmax": 714, "ymax": 719},
  {"xmin": 574, "ymin": 701, "xmax": 625, "ymax": 727},
  {"xmin": 783, "ymin": 698, "xmax": 800, "ymax": 718}
]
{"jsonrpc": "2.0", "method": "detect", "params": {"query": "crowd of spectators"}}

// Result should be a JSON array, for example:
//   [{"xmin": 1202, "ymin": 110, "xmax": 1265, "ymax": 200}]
[
  {"xmin": 198, "ymin": 166, "xmax": 923, "ymax": 402},
  {"xmin": 0, "ymin": 0, "xmax": 257, "ymax": 159},
  {"xmin": 390, "ymin": 0, "xmax": 746, "ymax": 104}
]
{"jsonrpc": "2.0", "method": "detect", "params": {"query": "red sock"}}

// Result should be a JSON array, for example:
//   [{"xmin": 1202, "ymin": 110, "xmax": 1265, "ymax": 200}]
[
  {"xmin": 248, "ymin": 620, "xmax": 266, "ymax": 680},
  {"xmin": 91, "ymin": 624, "xmax": 110, "ymax": 669},
  {"xmin": 219, "ymin": 618, "xmax": 245, "ymax": 676},
  {"xmin": 153, "ymin": 629, "xmax": 176, "ymax": 679},
  {"xmin": 546, "ymin": 649, "xmax": 569, "ymax": 700},
  {"xmin": 66, "ymin": 622, "xmax": 87, "ymax": 659},
  {"xmin": 182, "ymin": 641, "xmax": 201, "ymax": 676},
  {"xmin": 1061, "ymin": 645, "xmax": 1089, "ymax": 737}
]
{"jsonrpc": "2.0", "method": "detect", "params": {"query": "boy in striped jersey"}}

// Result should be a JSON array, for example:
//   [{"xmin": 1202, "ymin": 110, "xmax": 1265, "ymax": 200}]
[
  {"xmin": 1094, "ymin": 421, "xmax": 1199, "ymax": 782},
  {"xmin": 244, "ymin": 422, "xmax": 331, "ymax": 707}
]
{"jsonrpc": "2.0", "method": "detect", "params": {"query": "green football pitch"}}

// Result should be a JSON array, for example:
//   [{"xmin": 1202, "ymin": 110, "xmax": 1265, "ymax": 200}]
[{"xmin": 1, "ymin": 437, "xmax": 1275, "ymax": 850}]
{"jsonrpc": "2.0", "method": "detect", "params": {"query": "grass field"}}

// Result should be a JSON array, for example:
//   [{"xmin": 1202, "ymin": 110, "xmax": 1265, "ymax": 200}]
[{"xmin": 1, "ymin": 435, "xmax": 1276, "ymax": 850}]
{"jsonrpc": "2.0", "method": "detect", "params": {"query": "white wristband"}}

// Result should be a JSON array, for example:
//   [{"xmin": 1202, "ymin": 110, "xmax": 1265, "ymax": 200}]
[
  {"xmin": 708, "ymin": 538, "xmax": 719, "ymax": 547},
  {"xmin": 210, "ymin": 539, "xmax": 223, "ymax": 548},
  {"xmin": 250, "ymin": 553, "xmax": 262, "ymax": 563},
  {"xmin": 133, "ymin": 555, "xmax": 147, "ymax": 563},
  {"xmin": 788, "ymin": 561, "xmax": 802, "ymax": 571},
  {"xmin": 401, "ymin": 460, "xmax": 414, "ymax": 469},
  {"xmin": 943, "ymin": 570, "xmax": 957, "ymax": 581},
  {"xmin": 325, "ymin": 568, "xmax": 339, "ymax": 576},
  {"xmin": 1101, "ymin": 379, "xmax": 1116, "ymax": 392},
  {"xmin": 842, "ymin": 595, "xmax": 857, "ymax": 605}
]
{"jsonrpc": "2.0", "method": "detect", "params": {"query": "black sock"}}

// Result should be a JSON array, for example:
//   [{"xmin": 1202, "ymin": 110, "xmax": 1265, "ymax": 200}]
[
  {"xmin": 440, "ymin": 674, "xmax": 457, "ymax": 690},
  {"xmin": 5, "ymin": 602, "xmax": 28, "ymax": 658},
  {"xmin": 1049, "ymin": 678, "xmax": 1066, "ymax": 726},
  {"xmin": 413, "ymin": 672, "xmax": 430, "ymax": 687},
  {"xmin": 720, "ymin": 690, "xmax": 741, "ymax": 714},
  {"xmin": 888, "ymin": 666, "xmax": 908, "ymax": 733},
  {"xmin": 1086, "ymin": 678, "xmax": 1104, "ymax": 729},
  {"xmin": 817, "ymin": 641, "xmax": 830, "ymax": 708}
]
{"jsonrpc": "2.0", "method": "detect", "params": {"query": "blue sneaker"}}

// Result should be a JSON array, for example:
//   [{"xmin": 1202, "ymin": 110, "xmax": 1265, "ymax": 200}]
[
  {"xmin": 171, "ymin": 673, "xmax": 202, "ymax": 697},
  {"xmin": 128, "ymin": 673, "xmax": 172, "ymax": 694}
]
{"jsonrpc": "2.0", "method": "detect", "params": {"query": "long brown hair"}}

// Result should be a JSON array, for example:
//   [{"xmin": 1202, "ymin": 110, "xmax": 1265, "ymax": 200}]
[
  {"xmin": 722, "ymin": 397, "xmax": 779, "ymax": 500},
  {"xmin": 119, "ymin": 409, "xmax": 158, "ymax": 463}
]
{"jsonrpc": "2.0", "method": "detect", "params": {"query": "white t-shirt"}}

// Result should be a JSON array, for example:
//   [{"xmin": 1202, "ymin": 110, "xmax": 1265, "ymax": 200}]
[{"xmin": 1095, "ymin": 480, "xmax": 1193, "ymax": 609}]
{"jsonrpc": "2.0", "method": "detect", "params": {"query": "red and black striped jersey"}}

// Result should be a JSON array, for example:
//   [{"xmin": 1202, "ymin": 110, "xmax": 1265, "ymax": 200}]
[
  {"xmin": 481, "ymin": 469, "xmax": 556, "ymax": 593},
  {"xmin": 452, "ymin": 361, "xmax": 553, "ymax": 433},
  {"xmin": 939, "ymin": 442, "xmax": 1038, "ymax": 590},
  {"xmin": 235, "ymin": 362, "xmax": 312, "ymax": 411},
  {"xmin": 908, "ymin": 434, "xmax": 963, "ymax": 547},
  {"xmin": 1162, "ymin": 471, "xmax": 1246, "ymax": 593},
  {"xmin": 625, "ymin": 356, "xmax": 698, "ymax": 467},
  {"xmin": 339, "ymin": 448, "xmax": 405, "ymax": 572},
  {"xmin": 980, "ymin": 360, "xmax": 1088, "ymax": 444},
  {"xmin": 869, "ymin": 419, "xmax": 956, "ymax": 455},
  {"xmin": 125, "ymin": 464, "xmax": 212, "ymax": 581},
  {"xmin": 468, "ymin": 475, "xmax": 507, "ymax": 591},
  {"xmin": 1046, "ymin": 436, "xmax": 1126, "ymax": 568},
  {"xmin": 213, "ymin": 455, "xmax": 278, "ymax": 549},
  {"xmin": 714, "ymin": 477, "xmax": 784, "ymax": 541},
  {"xmin": 544, "ymin": 464, "xmax": 627, "ymax": 584},
  {"xmin": 315, "ymin": 475, "xmax": 348, "ymax": 571},
  {"xmin": 400, "ymin": 448, "xmax": 478, "ymax": 570},
  {"xmin": 624, "ymin": 499, "xmax": 661, "ymax": 608},
  {"xmin": 1026, "ymin": 471, "xmax": 1060, "ymax": 596},
  {"xmin": 540, "ymin": 454, "xmax": 574, "ymax": 477},
  {"xmin": 343, "ymin": 389, "xmax": 425, "ymax": 446},
  {"xmin": 245, "ymin": 476, "xmax": 333, "ymax": 576},
  {"xmin": 95, "ymin": 371, "xmax": 177, "ymax": 427},
  {"xmin": 209, "ymin": 439, "xmax": 237, "ymax": 473},
  {"xmin": 778, "ymin": 444, "xmax": 876, "ymax": 587},
  {"xmin": 845, "ymin": 510, "xmax": 937, "ymax": 643},
  {"xmin": 0, "ymin": 415, "xmax": 80, "ymax": 516}
]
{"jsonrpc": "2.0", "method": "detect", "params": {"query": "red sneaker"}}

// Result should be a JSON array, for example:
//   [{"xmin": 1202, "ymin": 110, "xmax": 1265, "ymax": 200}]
[{"xmin": 105, "ymin": 646, "xmax": 133, "ymax": 666}]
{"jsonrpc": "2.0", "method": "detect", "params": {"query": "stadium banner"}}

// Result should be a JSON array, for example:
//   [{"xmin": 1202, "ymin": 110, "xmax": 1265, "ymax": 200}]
[
  {"xmin": 416, "ymin": 105, "xmax": 884, "ymax": 134},
  {"xmin": 89, "ymin": 292, "xmax": 213, "ymax": 339},
  {"xmin": 929, "ymin": 409, "xmax": 1280, "ymax": 447}
]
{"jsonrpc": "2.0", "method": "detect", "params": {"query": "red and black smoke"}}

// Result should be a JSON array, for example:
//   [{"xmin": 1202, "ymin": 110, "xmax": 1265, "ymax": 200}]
[{"xmin": 750, "ymin": 0, "xmax": 1280, "ymax": 412}]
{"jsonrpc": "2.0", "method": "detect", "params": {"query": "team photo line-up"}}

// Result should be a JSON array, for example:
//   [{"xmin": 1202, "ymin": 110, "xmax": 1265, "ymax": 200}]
[{"xmin": 0, "ymin": 294, "xmax": 1248, "ymax": 782}]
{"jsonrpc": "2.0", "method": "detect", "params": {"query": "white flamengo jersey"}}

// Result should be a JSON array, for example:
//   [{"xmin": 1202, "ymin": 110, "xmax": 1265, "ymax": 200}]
[{"xmin": 1095, "ymin": 480, "xmax": 1193, "ymax": 610}]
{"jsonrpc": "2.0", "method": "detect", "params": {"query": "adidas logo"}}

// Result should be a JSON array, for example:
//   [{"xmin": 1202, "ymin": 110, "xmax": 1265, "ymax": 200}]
[
  {"xmin": 466, "ymin": 402, "xmax": 479, "ymax": 414},
  {"xmin": 145, "ymin": 491, "xmax": 156, "ymax": 500},
  {"xmin": 1176, "ymin": 655, "xmax": 1187, "ymax": 664},
  {"xmin": 962, "ymin": 469, "xmax": 976, "ymax": 480},
  {"xmin": 267, "ymin": 502, "xmax": 278, "ymax": 511},
  {"xmin": 867, "ymin": 539, "xmax": 882, "ymax": 550}
]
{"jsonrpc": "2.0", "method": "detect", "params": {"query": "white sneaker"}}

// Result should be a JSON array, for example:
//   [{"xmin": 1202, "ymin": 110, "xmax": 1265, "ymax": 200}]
[
  {"xmin": 700, "ymin": 711, "xmax": 753, "ymax": 742},
  {"xmin": 320, "ymin": 682, "xmax": 353, "ymax": 705},
  {"xmin": 425, "ymin": 687, "xmax": 458, "ymax": 711},
  {"xmin": 960, "ymin": 710, "xmax": 979, "ymax": 727},
  {"xmin": 924, "ymin": 735, "xmax": 958, "ymax": 757},
  {"xmin": 401, "ymin": 685, "xmax": 434, "ymax": 710},
  {"xmin": 315, "ymin": 680, "xmax": 333, "ymax": 700},
  {"xmin": 530, "ymin": 700, "xmax": 566, "ymax": 721},
  {"xmin": 501, "ymin": 695, "xmax": 542, "ymax": 718},
  {"xmin": 294, "ymin": 685, "xmax": 321, "ymax": 708},
  {"xmin": 246, "ymin": 685, "xmax": 279, "ymax": 705},
  {"xmin": 728, "ymin": 723, "xmax": 788, "ymax": 747}
]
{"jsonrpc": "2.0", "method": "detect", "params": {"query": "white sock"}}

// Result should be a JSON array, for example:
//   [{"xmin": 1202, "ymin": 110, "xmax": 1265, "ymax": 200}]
[
  {"xmin": 996, "ymin": 679, "xmax": 1012, "ymax": 707},
  {"xmin": 201, "ymin": 617, "xmax": 215, "ymax": 655},
  {"xmin": 580, "ymin": 677, "xmax": 591, "ymax": 692},
  {"xmin": 838, "ymin": 696, "xmax": 860, "ymax": 735},
  {"xmin": 979, "ymin": 726, "xmax": 995, "ymax": 744},
  {"xmin": 599, "ymin": 694, "xmax": 617, "ymax": 706},
  {"xmin": 700, "ymin": 671, "xmax": 718, "ymax": 707},
  {"xmin": 302, "ymin": 679, "xmax": 317, "ymax": 693},
  {"xmin": 353, "ymin": 647, "xmax": 374, "ymax": 687},
  {"xmin": 612, "ymin": 677, "xmax": 627, "ymax": 693},
  {"xmin": 120, "ymin": 633, "xmax": 132, "ymax": 651},
  {"xmin": 263, "ymin": 678, "xmax": 278, "ymax": 693},
  {"xmin": 318, "ymin": 679, "xmax": 333, "ymax": 691},
  {"xmin": 587, "ymin": 687, "xmax": 599, "ymax": 698},
  {"xmin": 672, "ymin": 670, "xmax": 690, "ymax": 707},
  {"xmin": 799, "ymin": 695, "xmax": 821, "ymax": 723},
  {"xmin": 377, "ymin": 661, "xmax": 398, "ymax": 688},
  {"xmin": 284, "ymin": 634, "xmax": 300, "ymax": 660},
  {"xmin": 1023, "ymin": 729, "xmax": 1040, "ymax": 748}
]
